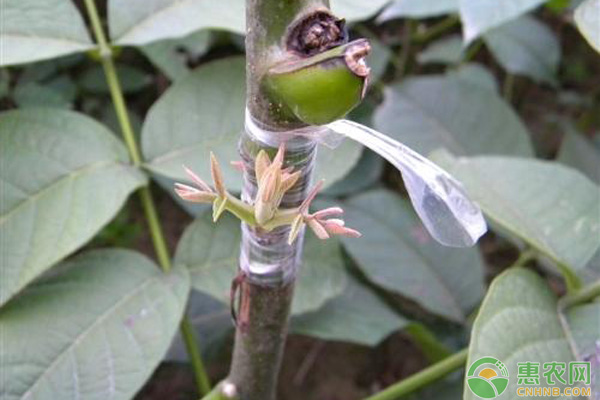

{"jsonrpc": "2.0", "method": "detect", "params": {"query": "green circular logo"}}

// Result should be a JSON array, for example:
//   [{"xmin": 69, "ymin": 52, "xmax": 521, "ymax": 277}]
[{"xmin": 466, "ymin": 357, "xmax": 510, "ymax": 399}]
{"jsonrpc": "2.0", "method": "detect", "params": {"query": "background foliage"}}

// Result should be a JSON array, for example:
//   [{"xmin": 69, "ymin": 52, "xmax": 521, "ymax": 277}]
[{"xmin": 1, "ymin": 0, "xmax": 599, "ymax": 399}]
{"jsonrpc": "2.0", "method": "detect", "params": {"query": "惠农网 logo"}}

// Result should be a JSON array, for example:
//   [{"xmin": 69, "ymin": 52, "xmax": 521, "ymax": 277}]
[{"xmin": 467, "ymin": 356, "xmax": 510, "ymax": 398}]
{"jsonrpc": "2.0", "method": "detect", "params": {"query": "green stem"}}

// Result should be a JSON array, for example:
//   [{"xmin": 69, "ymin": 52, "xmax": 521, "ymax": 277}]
[
  {"xmin": 413, "ymin": 15, "xmax": 460, "ymax": 43},
  {"xmin": 139, "ymin": 188, "xmax": 172, "ymax": 272},
  {"xmin": 503, "ymin": 73, "xmax": 515, "ymax": 102},
  {"xmin": 462, "ymin": 40, "xmax": 483, "ymax": 63},
  {"xmin": 395, "ymin": 20, "xmax": 415, "ymax": 78},
  {"xmin": 364, "ymin": 349, "xmax": 468, "ymax": 400},
  {"xmin": 83, "ymin": 0, "xmax": 211, "ymax": 394},
  {"xmin": 181, "ymin": 318, "xmax": 212, "ymax": 394},
  {"xmin": 512, "ymin": 248, "xmax": 537, "ymax": 268},
  {"xmin": 560, "ymin": 279, "xmax": 600, "ymax": 309}
]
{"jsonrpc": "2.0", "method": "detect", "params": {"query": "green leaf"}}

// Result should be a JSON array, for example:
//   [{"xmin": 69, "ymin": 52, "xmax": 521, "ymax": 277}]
[
  {"xmin": 0, "ymin": 0, "xmax": 93, "ymax": 66},
  {"xmin": 377, "ymin": 0, "xmax": 458, "ymax": 21},
  {"xmin": 0, "ymin": 249, "xmax": 190, "ymax": 400},
  {"xmin": 175, "ymin": 211, "xmax": 347, "ymax": 315},
  {"xmin": 142, "ymin": 57, "xmax": 362, "ymax": 191},
  {"xmin": 483, "ymin": 16, "xmax": 560, "ymax": 84},
  {"xmin": 373, "ymin": 76, "xmax": 533, "ymax": 157},
  {"xmin": 434, "ymin": 153, "xmax": 600, "ymax": 274},
  {"xmin": 417, "ymin": 35, "xmax": 465, "ymax": 65},
  {"xmin": 566, "ymin": 302, "xmax": 600, "ymax": 360},
  {"xmin": 108, "ymin": 0, "xmax": 392, "ymax": 46},
  {"xmin": 0, "ymin": 109, "xmax": 146, "ymax": 305},
  {"xmin": 465, "ymin": 268, "xmax": 594, "ymax": 400},
  {"xmin": 166, "ymin": 291, "xmax": 232, "ymax": 362},
  {"xmin": 332, "ymin": 0, "xmax": 391, "ymax": 22},
  {"xmin": 341, "ymin": 189, "xmax": 485, "ymax": 323},
  {"xmin": 575, "ymin": 0, "xmax": 600, "ymax": 53},
  {"xmin": 292, "ymin": 273, "xmax": 409, "ymax": 346},
  {"xmin": 108, "ymin": 0, "xmax": 245, "ymax": 46},
  {"xmin": 557, "ymin": 128, "xmax": 600, "ymax": 184},
  {"xmin": 140, "ymin": 30, "xmax": 212, "ymax": 81},
  {"xmin": 324, "ymin": 149, "xmax": 384, "ymax": 197},
  {"xmin": 459, "ymin": 0, "xmax": 547, "ymax": 44},
  {"xmin": 445, "ymin": 63, "xmax": 499, "ymax": 92},
  {"xmin": 78, "ymin": 64, "xmax": 152, "ymax": 94},
  {"xmin": 13, "ymin": 82, "xmax": 73, "ymax": 109}
]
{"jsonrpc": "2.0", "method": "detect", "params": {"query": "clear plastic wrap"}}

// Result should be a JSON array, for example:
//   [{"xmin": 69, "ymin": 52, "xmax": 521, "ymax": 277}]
[{"xmin": 239, "ymin": 111, "xmax": 488, "ymax": 285}]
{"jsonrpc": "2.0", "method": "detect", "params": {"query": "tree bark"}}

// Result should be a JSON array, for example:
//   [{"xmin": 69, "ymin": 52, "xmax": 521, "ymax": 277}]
[{"xmin": 226, "ymin": 1, "xmax": 329, "ymax": 399}]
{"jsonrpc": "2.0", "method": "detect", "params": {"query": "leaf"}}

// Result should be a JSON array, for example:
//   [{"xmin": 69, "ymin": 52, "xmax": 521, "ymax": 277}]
[
  {"xmin": 373, "ymin": 76, "xmax": 533, "ymax": 157},
  {"xmin": 575, "ymin": 0, "xmax": 600, "ymax": 53},
  {"xmin": 0, "ymin": 109, "xmax": 146, "ymax": 305},
  {"xmin": 332, "ymin": 0, "xmax": 391, "ymax": 22},
  {"xmin": 566, "ymin": 302, "xmax": 600, "ymax": 360},
  {"xmin": 291, "ymin": 273, "xmax": 410, "ymax": 346},
  {"xmin": 0, "ymin": 249, "xmax": 190, "ymax": 400},
  {"xmin": 417, "ymin": 35, "xmax": 465, "ymax": 65},
  {"xmin": 340, "ymin": 189, "xmax": 486, "ymax": 323},
  {"xmin": 324, "ymin": 149, "xmax": 384, "ymax": 197},
  {"xmin": 557, "ymin": 128, "xmax": 600, "ymax": 184},
  {"xmin": 78, "ymin": 64, "xmax": 152, "ymax": 94},
  {"xmin": 175, "ymin": 211, "xmax": 347, "ymax": 315},
  {"xmin": 483, "ymin": 16, "xmax": 561, "ymax": 84},
  {"xmin": 377, "ymin": 0, "xmax": 459, "ymax": 21},
  {"xmin": 166, "ymin": 291, "xmax": 232, "ymax": 362},
  {"xmin": 142, "ymin": 57, "xmax": 362, "ymax": 191},
  {"xmin": 13, "ymin": 82, "xmax": 73, "ymax": 109},
  {"xmin": 465, "ymin": 268, "xmax": 594, "ymax": 400},
  {"xmin": 108, "ymin": 0, "xmax": 245, "ymax": 46},
  {"xmin": 459, "ymin": 0, "xmax": 547, "ymax": 44},
  {"xmin": 0, "ymin": 0, "xmax": 93, "ymax": 66},
  {"xmin": 445, "ymin": 63, "xmax": 499, "ymax": 92},
  {"xmin": 434, "ymin": 153, "xmax": 600, "ymax": 273},
  {"xmin": 140, "ymin": 30, "xmax": 212, "ymax": 81},
  {"xmin": 108, "ymin": 0, "xmax": 391, "ymax": 46}
]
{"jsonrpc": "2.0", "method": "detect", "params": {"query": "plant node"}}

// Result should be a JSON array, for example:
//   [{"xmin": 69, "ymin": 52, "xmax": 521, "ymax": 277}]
[{"xmin": 173, "ymin": 145, "xmax": 361, "ymax": 244}]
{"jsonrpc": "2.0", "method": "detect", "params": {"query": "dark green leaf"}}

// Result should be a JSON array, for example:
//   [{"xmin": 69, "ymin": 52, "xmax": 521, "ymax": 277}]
[
  {"xmin": 374, "ymin": 76, "xmax": 533, "ymax": 156},
  {"xmin": 175, "ymin": 211, "xmax": 347, "ymax": 315},
  {"xmin": 417, "ymin": 35, "xmax": 465, "ymax": 65},
  {"xmin": 341, "ymin": 189, "xmax": 485, "ymax": 323},
  {"xmin": 377, "ymin": 0, "xmax": 458, "ymax": 21},
  {"xmin": 445, "ymin": 63, "xmax": 499, "ymax": 92},
  {"xmin": 465, "ymin": 268, "xmax": 594, "ymax": 399},
  {"xmin": 459, "ymin": 0, "xmax": 547, "ymax": 43},
  {"xmin": 0, "ymin": 109, "xmax": 146, "ymax": 305},
  {"xmin": 166, "ymin": 291, "xmax": 232, "ymax": 362},
  {"xmin": 434, "ymin": 153, "xmax": 600, "ymax": 273},
  {"xmin": 484, "ymin": 16, "xmax": 560, "ymax": 84},
  {"xmin": 0, "ymin": 0, "xmax": 93, "ymax": 66},
  {"xmin": 557, "ymin": 129, "xmax": 600, "ymax": 184},
  {"xmin": 324, "ymin": 149, "xmax": 384, "ymax": 197},
  {"xmin": 140, "ymin": 30, "xmax": 212, "ymax": 81},
  {"xmin": 0, "ymin": 249, "xmax": 190, "ymax": 400},
  {"xmin": 108, "ymin": 0, "xmax": 245, "ymax": 45},
  {"xmin": 78, "ymin": 64, "xmax": 152, "ymax": 94},
  {"xmin": 292, "ymin": 274, "xmax": 410, "ymax": 346}
]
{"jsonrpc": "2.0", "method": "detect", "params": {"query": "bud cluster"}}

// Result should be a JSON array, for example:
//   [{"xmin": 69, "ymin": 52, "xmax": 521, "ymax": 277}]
[{"xmin": 174, "ymin": 144, "xmax": 360, "ymax": 244}]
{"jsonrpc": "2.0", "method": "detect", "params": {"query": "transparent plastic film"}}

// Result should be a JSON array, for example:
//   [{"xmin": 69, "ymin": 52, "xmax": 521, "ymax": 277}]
[
  {"xmin": 239, "ymin": 111, "xmax": 318, "ymax": 285},
  {"xmin": 326, "ymin": 119, "xmax": 487, "ymax": 247}
]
